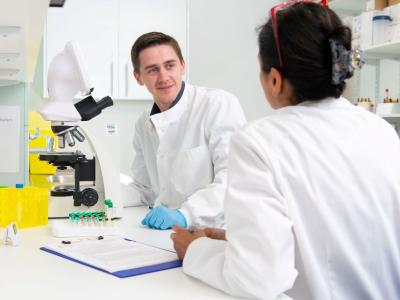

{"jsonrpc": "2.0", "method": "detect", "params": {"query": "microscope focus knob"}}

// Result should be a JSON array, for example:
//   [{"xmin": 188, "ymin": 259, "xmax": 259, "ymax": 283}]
[{"xmin": 81, "ymin": 188, "xmax": 99, "ymax": 207}]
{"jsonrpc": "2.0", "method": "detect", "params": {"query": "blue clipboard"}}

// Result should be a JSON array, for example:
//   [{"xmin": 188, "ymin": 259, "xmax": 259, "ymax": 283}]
[{"xmin": 40, "ymin": 239, "xmax": 182, "ymax": 278}]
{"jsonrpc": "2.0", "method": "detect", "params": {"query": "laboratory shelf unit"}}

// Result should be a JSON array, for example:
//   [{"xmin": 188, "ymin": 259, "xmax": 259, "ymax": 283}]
[{"xmin": 363, "ymin": 41, "xmax": 400, "ymax": 60}]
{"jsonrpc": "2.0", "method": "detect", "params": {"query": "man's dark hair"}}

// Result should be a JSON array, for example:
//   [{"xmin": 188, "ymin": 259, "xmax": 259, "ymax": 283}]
[
  {"xmin": 258, "ymin": 3, "xmax": 352, "ymax": 102},
  {"xmin": 131, "ymin": 32, "xmax": 184, "ymax": 73}
]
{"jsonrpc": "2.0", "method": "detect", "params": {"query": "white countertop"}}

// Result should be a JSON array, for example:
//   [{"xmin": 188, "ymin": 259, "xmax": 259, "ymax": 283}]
[{"xmin": 0, "ymin": 206, "xmax": 235, "ymax": 300}]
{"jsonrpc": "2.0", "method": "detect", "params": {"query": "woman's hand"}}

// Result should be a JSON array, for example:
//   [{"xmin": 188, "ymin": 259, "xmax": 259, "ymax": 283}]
[
  {"xmin": 171, "ymin": 225, "xmax": 206, "ymax": 259},
  {"xmin": 204, "ymin": 228, "xmax": 226, "ymax": 240},
  {"xmin": 171, "ymin": 226, "xmax": 227, "ymax": 260}
]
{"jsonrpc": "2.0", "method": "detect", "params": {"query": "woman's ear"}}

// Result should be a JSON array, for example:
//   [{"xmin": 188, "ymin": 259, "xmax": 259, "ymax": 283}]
[{"xmin": 270, "ymin": 67, "xmax": 283, "ymax": 97}]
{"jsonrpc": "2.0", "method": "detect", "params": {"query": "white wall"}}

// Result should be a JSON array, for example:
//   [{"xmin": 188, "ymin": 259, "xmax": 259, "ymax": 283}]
[
  {"xmin": 78, "ymin": 99, "xmax": 151, "ymax": 177},
  {"xmin": 187, "ymin": 0, "xmax": 278, "ymax": 121}
]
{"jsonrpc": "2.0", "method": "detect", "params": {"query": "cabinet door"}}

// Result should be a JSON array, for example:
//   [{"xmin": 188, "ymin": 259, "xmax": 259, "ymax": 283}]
[
  {"xmin": 0, "ymin": 26, "xmax": 24, "ymax": 85},
  {"xmin": 118, "ymin": 0, "xmax": 188, "ymax": 100},
  {"xmin": 45, "ymin": 0, "xmax": 118, "ymax": 100}
]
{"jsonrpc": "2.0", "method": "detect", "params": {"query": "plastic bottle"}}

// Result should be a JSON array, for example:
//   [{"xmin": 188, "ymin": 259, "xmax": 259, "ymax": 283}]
[{"xmin": 373, "ymin": 15, "xmax": 392, "ymax": 45}]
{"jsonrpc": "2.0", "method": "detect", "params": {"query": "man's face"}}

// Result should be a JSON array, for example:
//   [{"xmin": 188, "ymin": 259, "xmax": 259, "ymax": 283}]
[{"xmin": 134, "ymin": 44, "xmax": 185, "ymax": 110}]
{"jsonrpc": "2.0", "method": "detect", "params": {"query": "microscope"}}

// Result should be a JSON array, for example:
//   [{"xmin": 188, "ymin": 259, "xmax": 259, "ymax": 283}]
[{"xmin": 38, "ymin": 41, "xmax": 122, "ymax": 219}]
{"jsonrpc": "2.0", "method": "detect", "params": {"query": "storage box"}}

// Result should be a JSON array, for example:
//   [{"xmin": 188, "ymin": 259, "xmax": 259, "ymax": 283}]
[
  {"xmin": 389, "ymin": 22, "xmax": 400, "ymax": 41},
  {"xmin": 366, "ymin": 0, "xmax": 388, "ymax": 10},
  {"xmin": 384, "ymin": 3, "xmax": 400, "ymax": 23},
  {"xmin": 0, "ymin": 186, "xmax": 48, "ymax": 228}
]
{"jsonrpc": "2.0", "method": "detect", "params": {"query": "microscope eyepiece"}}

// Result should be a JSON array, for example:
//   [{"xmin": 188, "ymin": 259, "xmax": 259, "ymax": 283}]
[
  {"xmin": 74, "ymin": 95, "xmax": 114, "ymax": 121},
  {"xmin": 97, "ymin": 96, "xmax": 113, "ymax": 110}
]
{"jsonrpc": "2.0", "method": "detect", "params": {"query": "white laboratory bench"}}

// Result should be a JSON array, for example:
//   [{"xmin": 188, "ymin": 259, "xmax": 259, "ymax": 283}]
[{"xmin": 0, "ymin": 206, "xmax": 235, "ymax": 300}]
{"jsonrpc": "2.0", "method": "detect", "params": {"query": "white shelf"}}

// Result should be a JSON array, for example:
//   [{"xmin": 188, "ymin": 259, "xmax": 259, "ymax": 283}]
[
  {"xmin": 363, "ymin": 41, "xmax": 400, "ymax": 59},
  {"xmin": 329, "ymin": 0, "xmax": 367, "ymax": 15},
  {"xmin": 0, "ymin": 25, "xmax": 21, "ymax": 35},
  {"xmin": 378, "ymin": 114, "xmax": 400, "ymax": 118},
  {"xmin": 0, "ymin": 79, "xmax": 20, "ymax": 86}
]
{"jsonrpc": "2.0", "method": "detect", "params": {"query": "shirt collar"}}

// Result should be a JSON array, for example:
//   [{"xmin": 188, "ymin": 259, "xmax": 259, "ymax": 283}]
[
  {"xmin": 146, "ymin": 82, "xmax": 189, "ymax": 129},
  {"xmin": 150, "ymin": 81, "xmax": 186, "ymax": 116}
]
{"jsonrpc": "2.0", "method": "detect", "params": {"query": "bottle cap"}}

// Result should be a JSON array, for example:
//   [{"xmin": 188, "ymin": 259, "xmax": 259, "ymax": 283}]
[
  {"xmin": 372, "ymin": 15, "xmax": 392, "ymax": 21},
  {"xmin": 104, "ymin": 199, "xmax": 113, "ymax": 208}
]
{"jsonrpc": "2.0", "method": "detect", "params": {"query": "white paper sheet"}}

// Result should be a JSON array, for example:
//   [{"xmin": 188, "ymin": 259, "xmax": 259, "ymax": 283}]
[
  {"xmin": 0, "ymin": 105, "xmax": 20, "ymax": 173},
  {"xmin": 44, "ymin": 237, "xmax": 179, "ymax": 273}
]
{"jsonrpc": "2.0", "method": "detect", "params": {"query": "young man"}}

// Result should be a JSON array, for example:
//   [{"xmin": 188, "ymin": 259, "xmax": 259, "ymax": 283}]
[{"xmin": 130, "ymin": 32, "xmax": 246, "ymax": 230}]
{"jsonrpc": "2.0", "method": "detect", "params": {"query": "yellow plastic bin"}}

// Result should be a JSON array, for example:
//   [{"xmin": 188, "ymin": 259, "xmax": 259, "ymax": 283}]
[{"xmin": 0, "ymin": 186, "xmax": 48, "ymax": 228}]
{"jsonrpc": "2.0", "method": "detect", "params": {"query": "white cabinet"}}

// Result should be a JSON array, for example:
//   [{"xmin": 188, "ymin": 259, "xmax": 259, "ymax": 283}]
[
  {"xmin": 0, "ymin": 26, "xmax": 24, "ymax": 86},
  {"xmin": 45, "ymin": 0, "xmax": 188, "ymax": 100},
  {"xmin": 117, "ymin": 0, "xmax": 188, "ymax": 100},
  {"xmin": 45, "ymin": 0, "xmax": 118, "ymax": 100},
  {"xmin": 0, "ymin": 0, "xmax": 48, "ymax": 87}
]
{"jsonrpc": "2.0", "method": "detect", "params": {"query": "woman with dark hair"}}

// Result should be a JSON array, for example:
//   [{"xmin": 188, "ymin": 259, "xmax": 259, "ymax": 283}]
[{"xmin": 171, "ymin": 2, "xmax": 400, "ymax": 299}]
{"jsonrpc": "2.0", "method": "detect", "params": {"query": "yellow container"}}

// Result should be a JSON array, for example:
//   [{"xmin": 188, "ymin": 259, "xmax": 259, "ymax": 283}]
[
  {"xmin": 29, "ymin": 153, "xmax": 56, "ymax": 175},
  {"xmin": 29, "ymin": 128, "xmax": 57, "ymax": 175},
  {"xmin": 29, "ymin": 174, "xmax": 56, "ymax": 190},
  {"xmin": 28, "ymin": 112, "xmax": 58, "ymax": 175},
  {"xmin": 0, "ymin": 187, "xmax": 48, "ymax": 228}
]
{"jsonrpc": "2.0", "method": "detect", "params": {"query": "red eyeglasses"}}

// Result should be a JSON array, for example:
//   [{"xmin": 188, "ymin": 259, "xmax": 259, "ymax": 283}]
[{"xmin": 270, "ymin": 0, "xmax": 329, "ymax": 72}]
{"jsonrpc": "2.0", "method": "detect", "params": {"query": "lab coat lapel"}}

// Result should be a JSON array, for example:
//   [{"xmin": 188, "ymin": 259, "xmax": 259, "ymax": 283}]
[{"xmin": 148, "ymin": 88, "xmax": 188, "ymax": 131}]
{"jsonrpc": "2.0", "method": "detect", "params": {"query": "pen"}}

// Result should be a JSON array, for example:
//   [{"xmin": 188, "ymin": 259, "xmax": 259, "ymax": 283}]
[{"xmin": 61, "ymin": 235, "xmax": 104, "ymax": 245}]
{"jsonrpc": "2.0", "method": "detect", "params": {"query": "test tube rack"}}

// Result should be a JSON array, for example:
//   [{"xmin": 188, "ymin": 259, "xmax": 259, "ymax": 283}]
[{"xmin": 51, "ymin": 212, "xmax": 119, "ymax": 238}]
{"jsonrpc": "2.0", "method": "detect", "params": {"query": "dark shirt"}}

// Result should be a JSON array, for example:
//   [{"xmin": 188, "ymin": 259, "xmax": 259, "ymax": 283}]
[{"xmin": 150, "ymin": 81, "xmax": 186, "ymax": 116}]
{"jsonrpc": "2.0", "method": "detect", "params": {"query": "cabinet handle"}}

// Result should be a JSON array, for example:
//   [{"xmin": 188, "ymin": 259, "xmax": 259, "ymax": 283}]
[
  {"xmin": 110, "ymin": 63, "xmax": 114, "ymax": 96},
  {"xmin": 125, "ymin": 63, "xmax": 129, "ymax": 97}
]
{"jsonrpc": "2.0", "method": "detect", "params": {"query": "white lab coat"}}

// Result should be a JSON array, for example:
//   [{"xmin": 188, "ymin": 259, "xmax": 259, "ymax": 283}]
[
  {"xmin": 183, "ymin": 97, "xmax": 400, "ymax": 300},
  {"xmin": 130, "ymin": 83, "xmax": 246, "ymax": 228}
]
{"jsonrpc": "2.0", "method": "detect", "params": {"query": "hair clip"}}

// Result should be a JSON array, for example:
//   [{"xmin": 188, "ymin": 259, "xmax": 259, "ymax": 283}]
[
  {"xmin": 329, "ymin": 39, "xmax": 355, "ymax": 85},
  {"xmin": 351, "ymin": 48, "xmax": 365, "ymax": 71}
]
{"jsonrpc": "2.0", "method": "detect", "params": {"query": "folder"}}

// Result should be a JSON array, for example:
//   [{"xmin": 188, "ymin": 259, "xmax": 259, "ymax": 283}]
[{"xmin": 40, "ymin": 237, "xmax": 182, "ymax": 278}]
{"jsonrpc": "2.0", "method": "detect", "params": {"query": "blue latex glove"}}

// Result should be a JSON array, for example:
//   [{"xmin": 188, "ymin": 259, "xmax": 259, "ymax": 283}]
[{"xmin": 141, "ymin": 205, "xmax": 187, "ymax": 230}]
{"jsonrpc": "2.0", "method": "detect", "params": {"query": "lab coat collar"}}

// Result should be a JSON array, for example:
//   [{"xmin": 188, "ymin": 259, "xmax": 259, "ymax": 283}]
[
  {"xmin": 296, "ymin": 96, "xmax": 352, "ymax": 109},
  {"xmin": 146, "ymin": 82, "xmax": 189, "ymax": 129}
]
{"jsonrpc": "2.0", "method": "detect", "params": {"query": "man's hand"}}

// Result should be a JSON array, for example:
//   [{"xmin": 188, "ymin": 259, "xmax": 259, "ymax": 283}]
[
  {"xmin": 141, "ymin": 205, "xmax": 187, "ymax": 230},
  {"xmin": 171, "ymin": 225, "xmax": 206, "ymax": 260}
]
